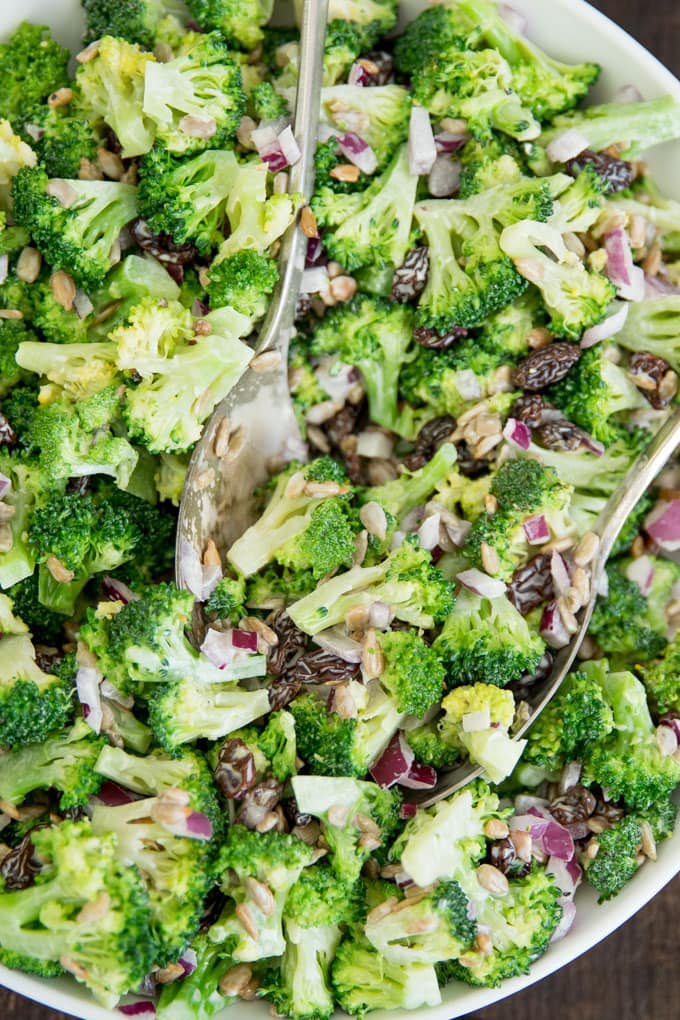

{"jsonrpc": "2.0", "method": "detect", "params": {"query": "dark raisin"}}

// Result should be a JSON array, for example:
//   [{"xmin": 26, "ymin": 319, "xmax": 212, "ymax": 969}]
[
  {"xmin": 391, "ymin": 247, "xmax": 429, "ymax": 303},
  {"xmin": 268, "ymin": 610, "xmax": 307, "ymax": 676},
  {"xmin": 509, "ymin": 651, "xmax": 554, "ymax": 694},
  {"xmin": 510, "ymin": 393, "xmax": 551, "ymax": 429},
  {"xmin": 0, "ymin": 414, "xmax": 17, "ymax": 447},
  {"xmin": 550, "ymin": 785, "xmax": 597, "ymax": 825},
  {"xmin": 487, "ymin": 838, "xmax": 532, "ymax": 878},
  {"xmin": 291, "ymin": 648, "xmax": 361, "ymax": 685},
  {"xmin": 454, "ymin": 440, "xmax": 492, "ymax": 478},
  {"xmin": 199, "ymin": 887, "xmax": 228, "ymax": 932},
  {"xmin": 66, "ymin": 476, "xmax": 91, "ymax": 496},
  {"xmin": 508, "ymin": 554, "xmax": 554, "ymax": 616},
  {"xmin": 594, "ymin": 798, "xmax": 626, "ymax": 824},
  {"xmin": 281, "ymin": 797, "xmax": 312, "ymax": 828},
  {"xmin": 295, "ymin": 293, "xmax": 313, "ymax": 321},
  {"xmin": 34, "ymin": 645, "xmax": 62, "ymax": 673},
  {"xmin": 513, "ymin": 343, "xmax": 581, "ymax": 392},
  {"xmin": 0, "ymin": 829, "xmax": 46, "ymax": 890},
  {"xmin": 268, "ymin": 677, "xmax": 303, "ymax": 710},
  {"xmin": 214, "ymin": 738, "xmax": 257, "ymax": 799},
  {"xmin": 628, "ymin": 351, "xmax": 678, "ymax": 409},
  {"xmin": 534, "ymin": 418, "xmax": 593, "ymax": 451},
  {"xmin": 363, "ymin": 50, "xmax": 394, "ymax": 86},
  {"xmin": 413, "ymin": 325, "xmax": 466, "ymax": 349},
  {"xmin": 567, "ymin": 149, "xmax": 635, "ymax": 194},
  {"xmin": 403, "ymin": 415, "xmax": 456, "ymax": 470},
  {"xmin": 131, "ymin": 219, "xmax": 197, "ymax": 265},
  {"xmin": 325, "ymin": 402, "xmax": 363, "ymax": 449},
  {"xmin": 236, "ymin": 778, "xmax": 284, "ymax": 829}
]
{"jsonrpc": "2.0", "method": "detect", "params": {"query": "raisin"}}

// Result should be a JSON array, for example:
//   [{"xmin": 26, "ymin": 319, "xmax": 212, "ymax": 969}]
[
  {"xmin": 268, "ymin": 610, "xmax": 307, "ymax": 676},
  {"xmin": 413, "ymin": 325, "xmax": 466, "ymax": 349},
  {"xmin": 268, "ymin": 677, "xmax": 303, "ymax": 710},
  {"xmin": 509, "ymin": 651, "xmax": 554, "ymax": 695},
  {"xmin": 0, "ymin": 414, "xmax": 17, "ymax": 447},
  {"xmin": 508, "ymin": 554, "xmax": 554, "ymax": 616},
  {"xmin": 66, "ymin": 476, "xmax": 91, "ymax": 496},
  {"xmin": 214, "ymin": 738, "xmax": 257, "ymax": 799},
  {"xmin": 513, "ymin": 343, "xmax": 581, "ymax": 391},
  {"xmin": 391, "ymin": 247, "xmax": 429, "ymax": 303},
  {"xmin": 236, "ymin": 778, "xmax": 283, "ymax": 830},
  {"xmin": 403, "ymin": 415, "xmax": 456, "ymax": 470},
  {"xmin": 629, "ymin": 351, "xmax": 678, "ymax": 409},
  {"xmin": 363, "ymin": 50, "xmax": 394, "ymax": 86},
  {"xmin": 510, "ymin": 393, "xmax": 551, "ymax": 428},
  {"xmin": 325, "ymin": 402, "xmax": 363, "ymax": 449},
  {"xmin": 550, "ymin": 785, "xmax": 597, "ymax": 825},
  {"xmin": 291, "ymin": 648, "xmax": 361, "ymax": 685},
  {"xmin": 567, "ymin": 149, "xmax": 635, "ymax": 194},
  {"xmin": 34, "ymin": 645, "xmax": 62, "ymax": 673},
  {"xmin": 535, "ymin": 418, "xmax": 593, "ymax": 451},
  {"xmin": 281, "ymin": 797, "xmax": 312, "ymax": 828},
  {"xmin": 487, "ymin": 838, "xmax": 532, "ymax": 878},
  {"xmin": 131, "ymin": 219, "xmax": 197, "ymax": 266},
  {"xmin": 0, "ymin": 829, "xmax": 46, "ymax": 890}
]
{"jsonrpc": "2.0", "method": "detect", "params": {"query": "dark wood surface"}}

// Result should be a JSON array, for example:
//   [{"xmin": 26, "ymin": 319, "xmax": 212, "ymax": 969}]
[{"xmin": 2, "ymin": 1, "xmax": 680, "ymax": 1018}]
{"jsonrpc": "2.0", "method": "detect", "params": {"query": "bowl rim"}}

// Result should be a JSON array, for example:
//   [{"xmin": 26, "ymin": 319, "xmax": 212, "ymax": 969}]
[{"xmin": 2, "ymin": 0, "xmax": 680, "ymax": 1017}]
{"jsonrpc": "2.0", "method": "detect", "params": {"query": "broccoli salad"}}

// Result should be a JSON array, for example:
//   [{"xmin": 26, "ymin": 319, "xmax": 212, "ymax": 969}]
[{"xmin": 2, "ymin": 0, "xmax": 680, "ymax": 1015}]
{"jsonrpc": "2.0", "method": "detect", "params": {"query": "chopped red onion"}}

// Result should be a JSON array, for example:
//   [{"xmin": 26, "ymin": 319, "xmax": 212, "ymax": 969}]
[
  {"xmin": 179, "ymin": 538, "xmax": 221, "ymax": 601},
  {"xmin": 370, "ymin": 733, "xmax": 415, "ymax": 788},
  {"xmin": 155, "ymin": 803, "xmax": 213, "ymax": 841},
  {"xmin": 543, "ymin": 822, "xmax": 575, "ymax": 862},
  {"xmin": 514, "ymin": 795, "xmax": 551, "ymax": 816},
  {"xmin": 337, "ymin": 132, "xmax": 378, "ymax": 175},
  {"xmin": 260, "ymin": 143, "xmax": 288, "ymax": 173},
  {"xmin": 73, "ymin": 289, "xmax": 94, "ymax": 319},
  {"xmin": 523, "ymin": 514, "xmax": 550, "ymax": 545},
  {"xmin": 581, "ymin": 433, "xmax": 605, "ymax": 456},
  {"xmin": 185, "ymin": 811, "xmax": 213, "ymax": 840},
  {"xmin": 550, "ymin": 551, "xmax": 571, "ymax": 596},
  {"xmin": 540, "ymin": 600, "xmax": 571, "ymax": 649},
  {"xmin": 232, "ymin": 629, "xmax": 259, "ymax": 652},
  {"xmin": 118, "ymin": 1004, "xmax": 156, "ymax": 1018},
  {"xmin": 102, "ymin": 576, "xmax": 139, "ymax": 604},
  {"xmin": 305, "ymin": 236, "xmax": 325, "ymax": 267},
  {"xmin": 301, "ymin": 266, "xmax": 329, "ymax": 295},
  {"xmin": 605, "ymin": 227, "xmax": 635, "ymax": 288},
  {"xmin": 418, "ymin": 513, "xmax": 441, "ymax": 552},
  {"xmin": 368, "ymin": 601, "xmax": 393, "ymax": 630},
  {"xmin": 645, "ymin": 499, "xmax": 680, "ymax": 550},
  {"xmin": 0, "ymin": 473, "xmax": 10, "ymax": 500},
  {"xmin": 615, "ymin": 83, "xmax": 644, "ymax": 104},
  {"xmin": 24, "ymin": 122, "xmax": 44, "ymax": 142},
  {"xmin": 456, "ymin": 568, "xmax": 507, "ymax": 599},
  {"xmin": 314, "ymin": 626, "xmax": 363, "ymax": 663},
  {"xmin": 645, "ymin": 273, "xmax": 680, "ymax": 296},
  {"xmin": 95, "ymin": 781, "xmax": 137, "ymax": 807},
  {"xmin": 400, "ymin": 761, "xmax": 437, "ymax": 790},
  {"xmin": 547, "ymin": 854, "xmax": 582, "ymax": 896},
  {"xmin": 498, "ymin": 2, "xmax": 528, "ymax": 33},
  {"xmin": 503, "ymin": 417, "xmax": 532, "ymax": 450},
  {"xmin": 348, "ymin": 62, "xmax": 369, "ymax": 86},
  {"xmin": 659, "ymin": 715, "xmax": 680, "ymax": 744},
  {"xmin": 200, "ymin": 629, "xmax": 267, "ymax": 679},
  {"xmin": 408, "ymin": 106, "xmax": 437, "ymax": 176},
  {"xmin": 434, "ymin": 131, "xmax": 468, "ymax": 154},
  {"xmin": 179, "ymin": 949, "xmax": 198, "ymax": 976},
  {"xmin": 462, "ymin": 709, "xmax": 491, "ymax": 732},
  {"xmin": 0, "ymin": 254, "xmax": 8, "ymax": 286},
  {"xmin": 191, "ymin": 298, "xmax": 209, "ymax": 316},
  {"xmin": 455, "ymin": 368, "xmax": 482, "ymax": 400},
  {"xmin": 356, "ymin": 430, "xmax": 393, "ymax": 459},
  {"xmin": 76, "ymin": 666, "xmax": 103, "ymax": 735},
  {"xmin": 400, "ymin": 802, "xmax": 418, "ymax": 820},
  {"xmin": 580, "ymin": 302, "xmax": 629, "ymax": 348},
  {"xmin": 546, "ymin": 129, "xmax": 589, "ymax": 164},
  {"xmin": 564, "ymin": 820, "xmax": 591, "ymax": 840},
  {"xmin": 551, "ymin": 897, "xmax": 577, "ymax": 943},
  {"xmin": 428, "ymin": 156, "xmax": 461, "ymax": 198},
  {"xmin": 625, "ymin": 554, "xmax": 655, "ymax": 596}
]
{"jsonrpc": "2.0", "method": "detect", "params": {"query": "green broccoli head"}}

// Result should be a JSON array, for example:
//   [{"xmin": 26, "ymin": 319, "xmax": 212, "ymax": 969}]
[
  {"xmin": 31, "ymin": 97, "xmax": 102, "ymax": 181},
  {"xmin": 405, "ymin": 720, "xmax": 461, "ymax": 770},
  {"xmin": 394, "ymin": 4, "xmax": 474, "ymax": 76},
  {"xmin": 0, "ymin": 634, "xmax": 74, "ymax": 749},
  {"xmin": 5, "ymin": 574, "xmax": 65, "ymax": 646},
  {"xmin": 0, "ymin": 23, "xmax": 70, "ymax": 129},
  {"xmin": 185, "ymin": 0, "xmax": 274, "ymax": 49},
  {"xmin": 583, "ymin": 814, "xmax": 643, "ymax": 902},
  {"xmin": 640, "ymin": 633, "xmax": 680, "ymax": 716},
  {"xmin": 378, "ymin": 629, "xmax": 446, "ymax": 717},
  {"xmin": 331, "ymin": 936, "xmax": 442, "ymax": 1014},
  {"xmin": 589, "ymin": 561, "xmax": 670, "ymax": 662},
  {"xmin": 286, "ymin": 862, "xmax": 364, "ymax": 931},
  {"xmin": 82, "ymin": 0, "xmax": 189, "ymax": 49},
  {"xmin": 155, "ymin": 930, "xmax": 240, "ymax": 1019},
  {"xmin": 320, "ymin": 85, "xmax": 411, "ymax": 170},
  {"xmin": 206, "ymin": 249, "xmax": 279, "ymax": 319},
  {"xmin": 365, "ymin": 879, "xmax": 476, "ymax": 965},
  {"xmin": 540, "ymin": 95, "xmax": 680, "ymax": 163},
  {"xmin": 249, "ymin": 80, "xmax": 289, "ymax": 122},
  {"xmin": 0, "ymin": 319, "xmax": 34, "ymax": 398},
  {"xmin": 205, "ymin": 574, "xmax": 247, "ymax": 625},
  {"xmin": 149, "ymin": 674, "xmax": 270, "ymax": 750},
  {"xmin": 439, "ymin": 683, "xmax": 525, "ymax": 784}
]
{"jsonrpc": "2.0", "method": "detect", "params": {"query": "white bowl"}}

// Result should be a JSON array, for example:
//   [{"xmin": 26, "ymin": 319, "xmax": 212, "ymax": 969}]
[{"xmin": 2, "ymin": 1, "xmax": 680, "ymax": 1017}]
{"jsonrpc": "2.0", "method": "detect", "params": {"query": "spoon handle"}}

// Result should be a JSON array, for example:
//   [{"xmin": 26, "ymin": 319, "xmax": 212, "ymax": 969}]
[{"xmin": 256, "ymin": 0, "xmax": 329, "ymax": 357}]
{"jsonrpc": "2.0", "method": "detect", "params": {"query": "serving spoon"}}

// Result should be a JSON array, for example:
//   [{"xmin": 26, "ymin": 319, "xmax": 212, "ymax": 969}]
[
  {"xmin": 417, "ymin": 405, "xmax": 680, "ymax": 807},
  {"xmin": 176, "ymin": 0, "xmax": 329, "ymax": 598}
]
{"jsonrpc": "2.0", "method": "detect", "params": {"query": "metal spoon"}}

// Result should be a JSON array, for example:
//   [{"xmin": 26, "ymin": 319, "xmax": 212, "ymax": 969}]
[
  {"xmin": 415, "ymin": 405, "xmax": 680, "ymax": 807},
  {"xmin": 176, "ymin": 0, "xmax": 329, "ymax": 592}
]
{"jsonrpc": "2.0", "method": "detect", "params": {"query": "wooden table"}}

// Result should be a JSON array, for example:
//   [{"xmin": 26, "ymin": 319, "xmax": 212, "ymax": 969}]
[{"xmin": 3, "ymin": 1, "xmax": 680, "ymax": 1018}]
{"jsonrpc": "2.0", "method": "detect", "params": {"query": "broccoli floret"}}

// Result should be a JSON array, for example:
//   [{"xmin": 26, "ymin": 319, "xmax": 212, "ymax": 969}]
[
  {"xmin": 443, "ymin": 868, "xmax": 562, "ymax": 987},
  {"xmin": 138, "ymin": 147, "xmax": 250, "ymax": 253},
  {"xmin": 149, "ymin": 676, "xmax": 270, "ymax": 750},
  {"xmin": 365, "ymin": 880, "xmax": 475, "ymax": 965},
  {"xmin": 414, "ymin": 170, "xmax": 557, "ymax": 334},
  {"xmin": 155, "ymin": 930, "xmax": 240, "ymax": 1020},
  {"xmin": 406, "ymin": 720, "xmax": 460, "ymax": 770},
  {"xmin": 6, "ymin": 574, "xmax": 64, "ymax": 646},
  {"xmin": 250, "ymin": 80, "xmax": 289, "ymax": 121},
  {"xmin": 322, "ymin": 0, "xmax": 397, "ymax": 50},
  {"xmin": 378, "ymin": 630, "xmax": 445, "ymax": 717},
  {"xmin": 259, "ymin": 710, "xmax": 297, "ymax": 782},
  {"xmin": 0, "ymin": 319, "xmax": 34, "ymax": 398},
  {"xmin": 118, "ymin": 303, "xmax": 252, "ymax": 453},
  {"xmin": 82, "ymin": 0, "xmax": 189, "ymax": 49},
  {"xmin": 11, "ymin": 168, "xmax": 138, "ymax": 290},
  {"xmin": 94, "ymin": 744, "xmax": 220, "ymax": 818},
  {"xmin": 548, "ymin": 164, "xmax": 606, "ymax": 234},
  {"xmin": 313, "ymin": 137, "xmax": 365, "ymax": 196},
  {"xmin": 290, "ymin": 683, "xmax": 405, "ymax": 778},
  {"xmin": 0, "ymin": 631, "xmax": 73, "ymax": 748},
  {"xmin": 286, "ymin": 862, "xmax": 364, "ymax": 931},
  {"xmin": 310, "ymin": 295, "xmax": 416, "ymax": 431},
  {"xmin": 77, "ymin": 35, "xmax": 156, "ymax": 159},
  {"xmin": 185, "ymin": 0, "xmax": 273, "ymax": 50},
  {"xmin": 205, "ymin": 250, "xmax": 279, "ymax": 319},
  {"xmin": 521, "ymin": 428, "xmax": 645, "ymax": 498},
  {"xmin": 614, "ymin": 295, "xmax": 680, "ymax": 371},
  {"xmin": 205, "ymin": 574, "xmax": 247, "ymax": 625},
  {"xmin": 522, "ymin": 660, "xmax": 615, "ymax": 772},
  {"xmin": 583, "ymin": 668, "xmax": 680, "ymax": 810},
  {"xmin": 0, "ymin": 819, "xmax": 156, "ymax": 1008},
  {"xmin": 212, "ymin": 826, "xmax": 313, "ymax": 962},
  {"xmin": 457, "ymin": 0, "xmax": 599, "ymax": 121},
  {"xmin": 434, "ymin": 588, "xmax": 545, "ymax": 688},
  {"xmin": 142, "ymin": 32, "xmax": 244, "ymax": 155},
  {"xmin": 292, "ymin": 775, "xmax": 401, "ymax": 884},
  {"xmin": 589, "ymin": 561, "xmax": 671, "ymax": 662},
  {"xmin": 331, "ymin": 937, "xmax": 442, "ymax": 1014},
  {"xmin": 227, "ymin": 458, "xmax": 356, "ymax": 579},
  {"xmin": 16, "ymin": 336, "xmax": 119, "ymax": 403},
  {"xmin": 27, "ymin": 491, "xmax": 159, "ymax": 616},
  {"xmin": 214, "ymin": 159, "xmax": 298, "ymax": 262},
  {"xmin": 362, "ymin": 442, "xmax": 458, "ymax": 525},
  {"xmin": 287, "ymin": 535, "xmax": 455, "ymax": 635},
  {"xmin": 540, "ymin": 95, "xmax": 680, "ymax": 163},
  {"xmin": 319, "ymin": 85, "xmax": 411, "ymax": 169},
  {"xmin": 31, "ymin": 99, "xmax": 102, "ymax": 181},
  {"xmin": 500, "ymin": 219, "xmax": 616, "ymax": 340},
  {"xmin": 0, "ymin": 120, "xmax": 37, "ymax": 211},
  {"xmin": 464, "ymin": 459, "xmax": 574, "ymax": 580},
  {"xmin": 547, "ymin": 345, "xmax": 647, "ymax": 445},
  {"xmin": 640, "ymin": 633, "xmax": 680, "ymax": 716},
  {"xmin": 394, "ymin": 5, "xmax": 474, "ymax": 76},
  {"xmin": 312, "ymin": 146, "xmax": 417, "ymax": 273},
  {"xmin": 0, "ymin": 452, "xmax": 50, "ymax": 589},
  {"xmin": 0, "ymin": 23, "xmax": 69, "ymax": 130},
  {"xmin": 0, "ymin": 718, "xmax": 103, "ymax": 811},
  {"xmin": 393, "ymin": 780, "xmax": 503, "ymax": 887},
  {"xmin": 438, "ymin": 683, "xmax": 525, "ymax": 783},
  {"xmin": 583, "ymin": 814, "xmax": 644, "ymax": 902}
]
